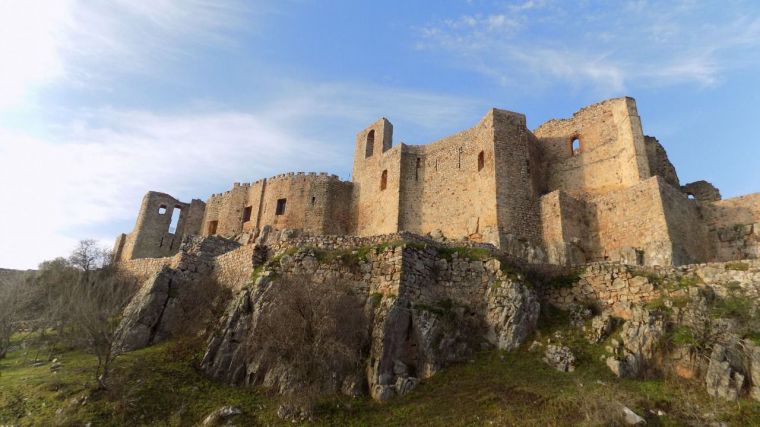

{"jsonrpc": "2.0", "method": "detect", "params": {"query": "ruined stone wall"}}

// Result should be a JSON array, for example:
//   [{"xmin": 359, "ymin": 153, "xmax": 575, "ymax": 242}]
[
  {"xmin": 115, "ymin": 254, "xmax": 177, "ymax": 282},
  {"xmin": 644, "ymin": 136, "xmax": 680, "ymax": 188},
  {"xmin": 114, "ymin": 192, "xmax": 205, "ymax": 261},
  {"xmin": 533, "ymin": 97, "xmax": 651, "ymax": 196},
  {"xmin": 201, "ymin": 173, "xmax": 352, "ymax": 239},
  {"xmin": 701, "ymin": 193, "xmax": 760, "ymax": 261},
  {"xmin": 682, "ymin": 180, "xmax": 722, "ymax": 202},
  {"xmin": 352, "ymin": 118, "xmax": 401, "ymax": 236},
  {"xmin": 542, "ymin": 259, "xmax": 760, "ymax": 319},
  {"xmin": 396, "ymin": 113, "xmax": 499, "ymax": 245}
]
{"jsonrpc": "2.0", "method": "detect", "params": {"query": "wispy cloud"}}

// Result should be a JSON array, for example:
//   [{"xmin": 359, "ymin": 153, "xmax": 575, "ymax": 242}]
[
  {"xmin": 0, "ymin": 0, "xmax": 252, "ymax": 110},
  {"xmin": 0, "ymin": 82, "xmax": 479, "ymax": 269},
  {"xmin": 416, "ymin": 0, "xmax": 760, "ymax": 94}
]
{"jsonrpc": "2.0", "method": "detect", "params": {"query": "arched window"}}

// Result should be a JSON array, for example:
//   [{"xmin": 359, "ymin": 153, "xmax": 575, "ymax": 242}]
[
  {"xmin": 365, "ymin": 129, "xmax": 375, "ymax": 158},
  {"xmin": 571, "ymin": 137, "xmax": 581, "ymax": 156},
  {"xmin": 380, "ymin": 169, "xmax": 388, "ymax": 190},
  {"xmin": 477, "ymin": 151, "xmax": 484, "ymax": 171},
  {"xmin": 687, "ymin": 193, "xmax": 696, "ymax": 200}
]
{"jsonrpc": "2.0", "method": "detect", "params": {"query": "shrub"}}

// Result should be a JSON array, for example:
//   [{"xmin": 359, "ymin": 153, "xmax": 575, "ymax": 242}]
[{"xmin": 725, "ymin": 262, "xmax": 750, "ymax": 271}]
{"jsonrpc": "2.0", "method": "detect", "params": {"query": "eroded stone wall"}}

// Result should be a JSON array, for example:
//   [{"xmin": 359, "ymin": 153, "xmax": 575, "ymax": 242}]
[{"xmin": 701, "ymin": 193, "xmax": 760, "ymax": 261}]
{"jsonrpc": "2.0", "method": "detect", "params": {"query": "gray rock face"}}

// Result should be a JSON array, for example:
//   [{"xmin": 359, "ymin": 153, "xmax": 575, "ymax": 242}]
[
  {"xmin": 705, "ymin": 344, "xmax": 745, "ymax": 401},
  {"xmin": 587, "ymin": 313, "xmax": 615, "ymax": 344},
  {"xmin": 544, "ymin": 345, "xmax": 576, "ymax": 372},
  {"xmin": 114, "ymin": 268, "xmax": 175, "ymax": 352},
  {"xmin": 746, "ymin": 341, "xmax": 760, "ymax": 401},
  {"xmin": 485, "ymin": 281, "xmax": 540, "ymax": 351},
  {"xmin": 201, "ymin": 406, "xmax": 242, "ymax": 426},
  {"xmin": 606, "ymin": 307, "xmax": 666, "ymax": 378}
]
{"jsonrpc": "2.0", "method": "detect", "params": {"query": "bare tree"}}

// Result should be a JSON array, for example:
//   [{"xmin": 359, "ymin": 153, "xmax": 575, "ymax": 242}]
[
  {"xmin": 68, "ymin": 239, "xmax": 111, "ymax": 273},
  {"xmin": 64, "ymin": 266, "xmax": 137, "ymax": 388},
  {"xmin": 247, "ymin": 275, "xmax": 369, "ymax": 414},
  {"xmin": 0, "ymin": 278, "xmax": 24, "ymax": 358}
]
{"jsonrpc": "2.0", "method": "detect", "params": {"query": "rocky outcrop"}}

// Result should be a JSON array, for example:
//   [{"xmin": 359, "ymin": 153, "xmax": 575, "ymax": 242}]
[
  {"xmin": 544, "ymin": 345, "xmax": 576, "ymax": 372},
  {"xmin": 485, "ymin": 281, "xmax": 540, "ymax": 350},
  {"xmin": 200, "ymin": 242, "xmax": 540, "ymax": 402}
]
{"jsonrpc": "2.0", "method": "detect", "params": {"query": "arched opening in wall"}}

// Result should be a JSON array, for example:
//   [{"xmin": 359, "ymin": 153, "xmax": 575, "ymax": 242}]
[
  {"xmin": 571, "ymin": 137, "xmax": 581, "ymax": 156},
  {"xmin": 415, "ymin": 158, "xmax": 421, "ymax": 181},
  {"xmin": 687, "ymin": 193, "xmax": 696, "ymax": 200},
  {"xmin": 380, "ymin": 169, "xmax": 388, "ymax": 190},
  {"xmin": 365, "ymin": 129, "xmax": 375, "ymax": 158},
  {"xmin": 477, "ymin": 151, "xmax": 484, "ymax": 171},
  {"xmin": 311, "ymin": 196, "xmax": 316, "ymax": 206},
  {"xmin": 158, "ymin": 205, "xmax": 167, "ymax": 215},
  {"xmin": 168, "ymin": 206, "xmax": 181, "ymax": 233}
]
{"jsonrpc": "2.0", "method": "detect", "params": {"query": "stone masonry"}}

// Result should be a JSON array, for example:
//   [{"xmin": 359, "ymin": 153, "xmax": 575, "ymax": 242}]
[{"xmin": 113, "ymin": 97, "xmax": 760, "ymax": 267}]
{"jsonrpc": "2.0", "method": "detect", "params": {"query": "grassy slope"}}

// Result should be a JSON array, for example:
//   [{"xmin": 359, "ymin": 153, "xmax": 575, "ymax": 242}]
[{"xmin": 3, "ymin": 323, "xmax": 760, "ymax": 426}]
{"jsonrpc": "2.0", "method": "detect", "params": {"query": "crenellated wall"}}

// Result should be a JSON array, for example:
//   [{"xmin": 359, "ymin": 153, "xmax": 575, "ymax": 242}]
[{"xmin": 114, "ymin": 96, "xmax": 759, "ymax": 267}]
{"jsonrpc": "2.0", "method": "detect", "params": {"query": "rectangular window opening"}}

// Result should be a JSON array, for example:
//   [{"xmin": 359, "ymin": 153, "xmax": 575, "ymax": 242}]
[
  {"xmin": 168, "ymin": 207, "xmax": 181, "ymax": 233},
  {"xmin": 207, "ymin": 220, "xmax": 218, "ymax": 235},
  {"xmin": 242, "ymin": 206, "xmax": 252, "ymax": 222},
  {"xmin": 276, "ymin": 198, "xmax": 287, "ymax": 215}
]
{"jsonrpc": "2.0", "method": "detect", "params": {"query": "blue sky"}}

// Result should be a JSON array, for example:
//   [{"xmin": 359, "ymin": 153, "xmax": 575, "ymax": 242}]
[{"xmin": 1, "ymin": 0, "xmax": 759, "ymax": 268}]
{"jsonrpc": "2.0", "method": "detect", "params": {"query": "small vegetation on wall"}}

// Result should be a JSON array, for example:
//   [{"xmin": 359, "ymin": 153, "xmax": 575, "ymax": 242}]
[{"xmin": 725, "ymin": 261, "xmax": 750, "ymax": 271}]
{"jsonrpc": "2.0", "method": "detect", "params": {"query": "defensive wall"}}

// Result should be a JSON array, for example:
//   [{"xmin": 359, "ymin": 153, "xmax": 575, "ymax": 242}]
[{"xmin": 113, "ymin": 96, "xmax": 760, "ymax": 268}]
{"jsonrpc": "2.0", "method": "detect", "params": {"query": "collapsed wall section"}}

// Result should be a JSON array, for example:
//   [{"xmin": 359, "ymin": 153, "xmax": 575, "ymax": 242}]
[{"xmin": 114, "ymin": 192, "xmax": 205, "ymax": 261}]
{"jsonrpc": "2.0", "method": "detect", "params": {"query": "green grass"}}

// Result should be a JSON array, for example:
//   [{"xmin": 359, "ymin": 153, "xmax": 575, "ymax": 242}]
[
  {"xmin": 435, "ymin": 246, "xmax": 492, "ymax": 262},
  {"xmin": 3, "ymin": 326, "xmax": 760, "ymax": 426},
  {"xmin": 543, "ymin": 268, "xmax": 584, "ymax": 289},
  {"xmin": 725, "ymin": 262, "xmax": 750, "ymax": 271}
]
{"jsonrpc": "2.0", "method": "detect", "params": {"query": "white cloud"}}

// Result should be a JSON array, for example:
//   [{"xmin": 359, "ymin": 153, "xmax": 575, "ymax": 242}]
[
  {"xmin": 0, "ymin": 83, "xmax": 479, "ymax": 269},
  {"xmin": 416, "ymin": 1, "xmax": 760, "ymax": 94},
  {"xmin": 0, "ymin": 0, "xmax": 249, "ymax": 111}
]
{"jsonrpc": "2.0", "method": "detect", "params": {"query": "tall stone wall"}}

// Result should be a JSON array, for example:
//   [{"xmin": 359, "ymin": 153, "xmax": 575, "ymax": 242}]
[
  {"xmin": 492, "ymin": 109, "xmax": 543, "ymax": 247},
  {"xmin": 397, "ymin": 113, "xmax": 500, "ymax": 245},
  {"xmin": 533, "ymin": 97, "xmax": 651, "ymax": 196},
  {"xmin": 658, "ymin": 178, "xmax": 713, "ymax": 265},
  {"xmin": 352, "ymin": 118, "xmax": 402, "ymax": 236}
]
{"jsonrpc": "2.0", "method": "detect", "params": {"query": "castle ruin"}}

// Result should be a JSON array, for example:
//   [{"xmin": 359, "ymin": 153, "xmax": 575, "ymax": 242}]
[{"xmin": 113, "ymin": 97, "xmax": 760, "ymax": 267}]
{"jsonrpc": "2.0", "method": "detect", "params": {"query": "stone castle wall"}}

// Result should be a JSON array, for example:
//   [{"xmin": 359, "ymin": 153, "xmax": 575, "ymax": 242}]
[
  {"xmin": 533, "ymin": 97, "xmax": 651, "ymax": 197},
  {"xmin": 113, "ymin": 96, "xmax": 759, "ymax": 267},
  {"xmin": 542, "ymin": 259, "xmax": 760, "ymax": 319}
]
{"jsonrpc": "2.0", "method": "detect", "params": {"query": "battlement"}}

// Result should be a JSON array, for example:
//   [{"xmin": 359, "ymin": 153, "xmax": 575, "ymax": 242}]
[{"xmin": 114, "ymin": 97, "xmax": 760, "ymax": 267}]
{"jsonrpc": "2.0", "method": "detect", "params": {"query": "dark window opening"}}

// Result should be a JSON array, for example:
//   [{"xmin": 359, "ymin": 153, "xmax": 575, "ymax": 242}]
[
  {"xmin": 571, "ymin": 137, "xmax": 581, "ymax": 156},
  {"xmin": 365, "ymin": 129, "xmax": 375, "ymax": 158},
  {"xmin": 435, "ymin": 159, "xmax": 438, "ymax": 171},
  {"xmin": 380, "ymin": 169, "xmax": 388, "ymax": 190},
  {"xmin": 477, "ymin": 151, "xmax": 484, "ymax": 171},
  {"xmin": 168, "ymin": 207, "xmax": 181, "ymax": 233},
  {"xmin": 159, "ymin": 236, "xmax": 164, "ymax": 247},
  {"xmin": 158, "ymin": 205, "xmax": 167, "ymax": 215},
  {"xmin": 207, "ymin": 220, "xmax": 218, "ymax": 235},
  {"xmin": 276, "ymin": 198, "xmax": 287, "ymax": 215},
  {"xmin": 458, "ymin": 147, "xmax": 463, "ymax": 168},
  {"xmin": 311, "ymin": 196, "xmax": 316, "ymax": 206},
  {"xmin": 242, "ymin": 206, "xmax": 252, "ymax": 222},
  {"xmin": 526, "ymin": 159, "xmax": 531, "ymax": 174},
  {"xmin": 415, "ymin": 158, "xmax": 421, "ymax": 181}
]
